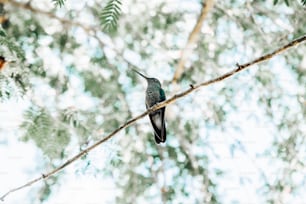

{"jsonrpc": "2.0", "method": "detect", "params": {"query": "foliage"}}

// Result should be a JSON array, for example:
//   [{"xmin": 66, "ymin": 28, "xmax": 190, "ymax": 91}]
[
  {"xmin": 273, "ymin": 0, "xmax": 290, "ymax": 6},
  {"xmin": 0, "ymin": 26, "xmax": 27, "ymax": 100},
  {"xmin": 1, "ymin": 0, "xmax": 306, "ymax": 203},
  {"xmin": 0, "ymin": 27, "xmax": 25, "ymax": 60},
  {"xmin": 52, "ymin": 0, "xmax": 66, "ymax": 7},
  {"xmin": 100, "ymin": 0, "xmax": 122, "ymax": 31},
  {"xmin": 0, "ymin": 74, "xmax": 23, "ymax": 101},
  {"xmin": 20, "ymin": 106, "xmax": 71, "ymax": 159}
]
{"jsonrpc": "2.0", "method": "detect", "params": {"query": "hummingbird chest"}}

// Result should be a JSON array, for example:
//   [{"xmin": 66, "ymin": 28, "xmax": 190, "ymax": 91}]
[{"xmin": 145, "ymin": 89, "xmax": 161, "ymax": 108}]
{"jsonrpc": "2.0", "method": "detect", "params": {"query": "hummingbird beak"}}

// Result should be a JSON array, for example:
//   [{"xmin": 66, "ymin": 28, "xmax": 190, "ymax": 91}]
[{"xmin": 132, "ymin": 69, "xmax": 149, "ymax": 80}]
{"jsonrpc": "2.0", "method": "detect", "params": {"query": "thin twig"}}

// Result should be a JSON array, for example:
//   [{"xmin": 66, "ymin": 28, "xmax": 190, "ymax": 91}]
[
  {"xmin": 172, "ymin": 0, "xmax": 214, "ymax": 83},
  {"xmin": 0, "ymin": 35, "xmax": 305, "ymax": 203},
  {"xmin": 4, "ymin": 0, "xmax": 92, "ymax": 32},
  {"xmin": 4, "ymin": 0, "xmax": 143, "ymax": 71}
]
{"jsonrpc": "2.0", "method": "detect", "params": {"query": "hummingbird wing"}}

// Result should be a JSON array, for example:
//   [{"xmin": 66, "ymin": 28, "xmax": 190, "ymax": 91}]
[
  {"xmin": 147, "ymin": 88, "xmax": 166, "ymax": 144},
  {"xmin": 148, "ymin": 107, "xmax": 166, "ymax": 144}
]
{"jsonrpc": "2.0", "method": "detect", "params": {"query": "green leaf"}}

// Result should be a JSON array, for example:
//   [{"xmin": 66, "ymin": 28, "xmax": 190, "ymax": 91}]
[
  {"xmin": 21, "ymin": 106, "xmax": 71, "ymax": 159},
  {"xmin": 0, "ymin": 35, "xmax": 25, "ymax": 60},
  {"xmin": 100, "ymin": 0, "xmax": 122, "ymax": 31},
  {"xmin": 273, "ymin": 0, "xmax": 290, "ymax": 6},
  {"xmin": 52, "ymin": 0, "xmax": 66, "ymax": 7},
  {"xmin": 284, "ymin": 0, "xmax": 289, "ymax": 6},
  {"xmin": 0, "ymin": 27, "xmax": 6, "ymax": 37}
]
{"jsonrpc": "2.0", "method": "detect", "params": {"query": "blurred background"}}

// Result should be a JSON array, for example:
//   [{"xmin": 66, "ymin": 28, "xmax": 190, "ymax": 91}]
[{"xmin": 0, "ymin": 0, "xmax": 305, "ymax": 203}]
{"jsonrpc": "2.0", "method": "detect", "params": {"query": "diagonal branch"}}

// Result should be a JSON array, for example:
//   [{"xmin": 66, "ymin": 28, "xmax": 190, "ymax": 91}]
[
  {"xmin": 1, "ymin": 34, "xmax": 305, "ymax": 201},
  {"xmin": 172, "ymin": 0, "xmax": 214, "ymax": 83}
]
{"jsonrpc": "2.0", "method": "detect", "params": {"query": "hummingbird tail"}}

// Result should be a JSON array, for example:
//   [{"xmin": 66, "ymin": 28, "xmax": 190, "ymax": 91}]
[
  {"xmin": 154, "ymin": 128, "xmax": 166, "ymax": 144},
  {"xmin": 149, "ymin": 108, "xmax": 166, "ymax": 144}
]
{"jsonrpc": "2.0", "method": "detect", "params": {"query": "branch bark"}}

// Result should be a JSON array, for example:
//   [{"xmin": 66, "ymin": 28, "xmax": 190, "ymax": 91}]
[
  {"xmin": 172, "ymin": 0, "xmax": 214, "ymax": 83},
  {"xmin": 1, "ymin": 34, "xmax": 305, "ymax": 201}
]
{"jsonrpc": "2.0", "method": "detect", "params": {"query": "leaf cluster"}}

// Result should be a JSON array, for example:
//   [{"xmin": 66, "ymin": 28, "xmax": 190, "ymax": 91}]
[
  {"xmin": 0, "ymin": 27, "xmax": 25, "ymax": 60},
  {"xmin": 20, "ymin": 106, "xmax": 71, "ymax": 159},
  {"xmin": 100, "ymin": 0, "xmax": 122, "ymax": 31},
  {"xmin": 52, "ymin": 0, "xmax": 66, "ymax": 7}
]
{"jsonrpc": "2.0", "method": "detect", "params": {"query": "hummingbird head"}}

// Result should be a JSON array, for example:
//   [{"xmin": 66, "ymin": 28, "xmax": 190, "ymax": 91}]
[
  {"xmin": 132, "ymin": 69, "xmax": 161, "ymax": 87},
  {"xmin": 146, "ymin": 77, "xmax": 161, "ymax": 87}
]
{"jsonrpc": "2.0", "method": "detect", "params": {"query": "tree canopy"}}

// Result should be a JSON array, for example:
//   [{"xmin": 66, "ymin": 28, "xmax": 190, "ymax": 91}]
[{"xmin": 0, "ymin": 0, "xmax": 305, "ymax": 203}]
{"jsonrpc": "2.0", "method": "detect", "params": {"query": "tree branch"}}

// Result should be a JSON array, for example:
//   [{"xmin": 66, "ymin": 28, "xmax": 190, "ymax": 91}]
[
  {"xmin": 3, "ymin": 0, "xmax": 92, "ymax": 32},
  {"xmin": 172, "ymin": 0, "xmax": 214, "ymax": 83},
  {"xmin": 3, "ymin": 0, "xmax": 143, "ymax": 71},
  {"xmin": 1, "ymin": 33, "xmax": 305, "ymax": 201}
]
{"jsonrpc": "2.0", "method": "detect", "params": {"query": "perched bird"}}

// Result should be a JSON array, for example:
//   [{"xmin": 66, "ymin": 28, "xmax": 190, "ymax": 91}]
[{"xmin": 133, "ymin": 69, "xmax": 167, "ymax": 144}]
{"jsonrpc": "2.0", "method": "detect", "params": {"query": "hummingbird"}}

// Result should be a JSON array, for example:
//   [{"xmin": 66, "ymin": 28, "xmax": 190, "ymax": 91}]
[{"xmin": 133, "ymin": 69, "xmax": 166, "ymax": 144}]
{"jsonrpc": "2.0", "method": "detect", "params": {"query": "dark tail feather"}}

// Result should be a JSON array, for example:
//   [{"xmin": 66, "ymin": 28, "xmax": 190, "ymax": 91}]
[
  {"xmin": 154, "ymin": 124, "xmax": 166, "ymax": 144},
  {"xmin": 154, "ymin": 133, "xmax": 161, "ymax": 144},
  {"xmin": 149, "ymin": 108, "xmax": 166, "ymax": 144}
]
